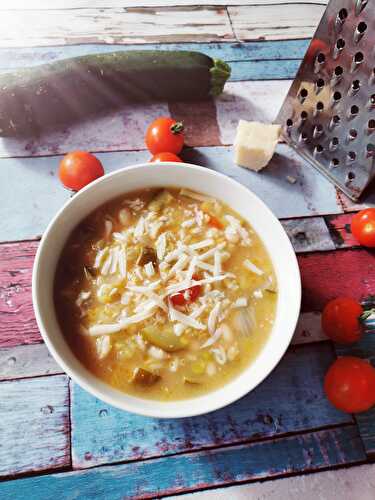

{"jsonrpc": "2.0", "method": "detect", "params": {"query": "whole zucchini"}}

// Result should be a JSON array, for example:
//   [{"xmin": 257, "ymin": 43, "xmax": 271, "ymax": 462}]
[{"xmin": 0, "ymin": 50, "xmax": 231, "ymax": 137}]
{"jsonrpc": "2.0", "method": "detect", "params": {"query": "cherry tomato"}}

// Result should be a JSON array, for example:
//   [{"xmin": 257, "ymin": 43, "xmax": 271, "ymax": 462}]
[
  {"xmin": 351, "ymin": 208, "xmax": 375, "ymax": 248},
  {"xmin": 324, "ymin": 356, "xmax": 375, "ymax": 413},
  {"xmin": 322, "ymin": 297, "xmax": 363, "ymax": 344},
  {"xmin": 169, "ymin": 274, "xmax": 201, "ymax": 307},
  {"xmin": 149, "ymin": 152, "xmax": 183, "ymax": 163},
  {"xmin": 145, "ymin": 117, "xmax": 184, "ymax": 155},
  {"xmin": 59, "ymin": 151, "xmax": 104, "ymax": 191},
  {"xmin": 207, "ymin": 215, "xmax": 224, "ymax": 230}
]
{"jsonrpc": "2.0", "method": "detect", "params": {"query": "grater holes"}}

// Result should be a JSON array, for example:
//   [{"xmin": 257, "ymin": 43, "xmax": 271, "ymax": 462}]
[
  {"xmin": 329, "ymin": 137, "xmax": 339, "ymax": 151},
  {"xmin": 315, "ymin": 144, "xmax": 323, "ymax": 153},
  {"xmin": 299, "ymin": 88, "xmax": 308, "ymax": 103},
  {"xmin": 313, "ymin": 124, "xmax": 323, "ymax": 138},
  {"xmin": 349, "ymin": 104, "xmax": 359, "ymax": 117},
  {"xmin": 334, "ymin": 66, "xmax": 343, "ymax": 76},
  {"xmin": 354, "ymin": 22, "xmax": 367, "ymax": 43},
  {"xmin": 330, "ymin": 158, "xmax": 340, "ymax": 167},
  {"xmin": 355, "ymin": 0, "xmax": 368, "ymax": 16},
  {"xmin": 286, "ymin": 118, "xmax": 293, "ymax": 127},
  {"xmin": 347, "ymin": 151, "xmax": 356, "ymax": 161},
  {"xmin": 354, "ymin": 52, "xmax": 364, "ymax": 63},
  {"xmin": 315, "ymin": 78, "xmax": 325, "ymax": 94},
  {"xmin": 316, "ymin": 101, "xmax": 324, "ymax": 111},
  {"xmin": 332, "ymin": 115, "xmax": 340, "ymax": 124},
  {"xmin": 338, "ymin": 8, "xmax": 348, "ymax": 21},
  {"xmin": 316, "ymin": 53, "xmax": 325, "ymax": 63},
  {"xmin": 357, "ymin": 21, "xmax": 367, "ymax": 34},
  {"xmin": 300, "ymin": 110, "xmax": 308, "ymax": 121},
  {"xmin": 333, "ymin": 38, "xmax": 345, "ymax": 59},
  {"xmin": 331, "ymin": 91, "xmax": 342, "ymax": 107},
  {"xmin": 368, "ymin": 119, "xmax": 375, "ymax": 131},
  {"xmin": 348, "ymin": 128, "xmax": 358, "ymax": 141},
  {"xmin": 366, "ymin": 143, "xmax": 375, "ymax": 156},
  {"xmin": 352, "ymin": 79, "xmax": 360, "ymax": 90},
  {"xmin": 369, "ymin": 94, "xmax": 375, "ymax": 108},
  {"xmin": 347, "ymin": 171, "xmax": 356, "ymax": 181}
]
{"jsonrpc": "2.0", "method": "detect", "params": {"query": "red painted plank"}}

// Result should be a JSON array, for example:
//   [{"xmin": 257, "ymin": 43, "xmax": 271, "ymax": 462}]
[
  {"xmin": 0, "ymin": 240, "xmax": 41, "ymax": 347},
  {"xmin": 168, "ymin": 100, "xmax": 222, "ymax": 147},
  {"xmin": 298, "ymin": 249, "xmax": 375, "ymax": 312},
  {"xmin": 0, "ymin": 240, "xmax": 373, "ymax": 348},
  {"xmin": 325, "ymin": 213, "xmax": 359, "ymax": 249}
]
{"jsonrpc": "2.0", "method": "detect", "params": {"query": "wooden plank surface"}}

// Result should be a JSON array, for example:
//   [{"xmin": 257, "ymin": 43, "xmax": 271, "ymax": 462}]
[
  {"xmin": 0, "ymin": 0, "xmax": 328, "ymax": 9},
  {"xmin": 298, "ymin": 249, "xmax": 375, "ymax": 312},
  {"xmin": 167, "ymin": 463, "xmax": 375, "ymax": 500},
  {"xmin": 335, "ymin": 333, "xmax": 375, "ymax": 458},
  {"xmin": 0, "ymin": 374, "xmax": 70, "ymax": 477},
  {"xmin": 0, "ymin": 79, "xmax": 292, "ymax": 158},
  {"xmin": 1, "ymin": 242, "xmax": 372, "ymax": 348},
  {"xmin": 0, "ymin": 145, "xmax": 354, "ymax": 242},
  {"xmin": 228, "ymin": 4, "xmax": 324, "ymax": 41},
  {"xmin": 0, "ymin": 426, "xmax": 365, "ymax": 499},
  {"xmin": 0, "ymin": 6, "xmax": 234, "ymax": 48},
  {"xmin": 0, "ymin": 343, "xmax": 61, "ymax": 381},
  {"xmin": 71, "ymin": 342, "xmax": 349, "ymax": 469}
]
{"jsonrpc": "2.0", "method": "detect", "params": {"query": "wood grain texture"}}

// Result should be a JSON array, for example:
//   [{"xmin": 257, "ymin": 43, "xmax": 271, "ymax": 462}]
[
  {"xmin": 0, "ymin": 6, "xmax": 234, "ymax": 48},
  {"xmin": 228, "ymin": 4, "xmax": 325, "ymax": 41},
  {"xmin": 0, "ymin": 343, "xmax": 61, "ymax": 381},
  {"xmin": 0, "ymin": 311, "xmax": 325, "ymax": 381},
  {"xmin": 0, "ymin": 41, "xmax": 309, "ymax": 71},
  {"xmin": 281, "ymin": 217, "xmax": 335, "ymax": 253},
  {"xmin": 0, "ymin": 240, "xmax": 40, "ymax": 347},
  {"xmin": 325, "ymin": 213, "xmax": 359, "ymax": 249},
  {"xmin": 0, "ymin": 0, "xmax": 328, "ymax": 9},
  {"xmin": 0, "ymin": 145, "xmax": 353, "ymax": 242},
  {"xmin": 0, "ymin": 426, "xmax": 364, "ymax": 499},
  {"xmin": 0, "ymin": 374, "xmax": 70, "ymax": 477},
  {"xmin": 0, "ymin": 79, "xmax": 291, "ymax": 158},
  {"xmin": 168, "ymin": 463, "xmax": 375, "ymax": 500},
  {"xmin": 0, "ymin": 243, "xmax": 371, "ymax": 349},
  {"xmin": 298, "ymin": 248, "xmax": 375, "ymax": 312},
  {"xmin": 335, "ymin": 333, "xmax": 375, "ymax": 458},
  {"xmin": 71, "ymin": 342, "xmax": 350, "ymax": 469}
]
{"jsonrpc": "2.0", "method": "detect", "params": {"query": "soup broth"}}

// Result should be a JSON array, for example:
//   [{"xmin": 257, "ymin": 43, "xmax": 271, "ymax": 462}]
[{"xmin": 54, "ymin": 188, "xmax": 277, "ymax": 400}]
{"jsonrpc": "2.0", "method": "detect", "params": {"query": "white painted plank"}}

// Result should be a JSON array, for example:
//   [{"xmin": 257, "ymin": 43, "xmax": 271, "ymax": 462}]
[
  {"xmin": 0, "ymin": 343, "xmax": 62, "ymax": 381},
  {"xmin": 216, "ymin": 80, "xmax": 292, "ymax": 145},
  {"xmin": 0, "ymin": 0, "xmax": 328, "ymax": 9},
  {"xmin": 0, "ymin": 6, "xmax": 233, "ymax": 47},
  {"xmin": 292, "ymin": 311, "xmax": 326, "ymax": 345},
  {"xmin": 281, "ymin": 217, "xmax": 335, "ymax": 253},
  {"xmin": 229, "ymin": 4, "xmax": 325, "ymax": 41},
  {"xmin": 0, "ymin": 374, "xmax": 70, "ymax": 476},
  {"xmin": 0, "ymin": 80, "xmax": 289, "ymax": 158},
  {"xmin": 166, "ymin": 463, "xmax": 375, "ymax": 500}
]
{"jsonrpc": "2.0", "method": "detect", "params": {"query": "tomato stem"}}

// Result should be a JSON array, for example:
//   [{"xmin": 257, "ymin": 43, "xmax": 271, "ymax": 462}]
[{"xmin": 170, "ymin": 122, "xmax": 184, "ymax": 135}]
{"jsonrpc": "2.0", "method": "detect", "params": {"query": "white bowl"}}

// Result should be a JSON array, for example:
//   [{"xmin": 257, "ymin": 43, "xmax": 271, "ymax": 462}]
[{"xmin": 32, "ymin": 162, "xmax": 301, "ymax": 418}]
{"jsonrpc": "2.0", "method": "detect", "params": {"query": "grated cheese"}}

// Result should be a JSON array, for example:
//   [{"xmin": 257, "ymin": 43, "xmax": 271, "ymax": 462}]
[
  {"xmin": 144, "ymin": 261, "xmax": 155, "ymax": 278},
  {"xmin": 96, "ymin": 335, "xmax": 111, "ymax": 359},
  {"xmin": 244, "ymin": 259, "xmax": 264, "ymax": 276},
  {"xmin": 88, "ymin": 308, "xmax": 156, "ymax": 336},
  {"xmin": 156, "ymin": 232, "xmax": 167, "ymax": 260},
  {"xmin": 208, "ymin": 302, "xmax": 221, "ymax": 335},
  {"xmin": 234, "ymin": 297, "xmax": 248, "ymax": 308},
  {"xmin": 169, "ymin": 306, "xmax": 205, "ymax": 330},
  {"xmin": 214, "ymin": 251, "xmax": 222, "ymax": 276}
]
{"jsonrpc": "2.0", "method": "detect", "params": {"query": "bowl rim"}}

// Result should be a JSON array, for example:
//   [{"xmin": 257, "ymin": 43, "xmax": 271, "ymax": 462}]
[{"xmin": 32, "ymin": 161, "xmax": 301, "ymax": 418}]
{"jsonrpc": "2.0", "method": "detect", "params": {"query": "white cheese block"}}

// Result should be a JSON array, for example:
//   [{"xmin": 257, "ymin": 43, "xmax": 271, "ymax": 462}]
[{"xmin": 234, "ymin": 120, "xmax": 281, "ymax": 171}]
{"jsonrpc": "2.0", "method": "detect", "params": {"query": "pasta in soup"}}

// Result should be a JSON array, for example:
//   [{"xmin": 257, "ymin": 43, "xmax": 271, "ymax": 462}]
[{"xmin": 54, "ymin": 188, "xmax": 277, "ymax": 400}]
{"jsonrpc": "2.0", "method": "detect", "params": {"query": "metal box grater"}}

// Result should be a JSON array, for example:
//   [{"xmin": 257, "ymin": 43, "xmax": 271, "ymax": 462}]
[{"xmin": 276, "ymin": 0, "xmax": 375, "ymax": 201}]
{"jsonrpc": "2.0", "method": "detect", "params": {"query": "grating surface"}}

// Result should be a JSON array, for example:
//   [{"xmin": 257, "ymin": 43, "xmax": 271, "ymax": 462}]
[{"xmin": 276, "ymin": 0, "xmax": 375, "ymax": 201}]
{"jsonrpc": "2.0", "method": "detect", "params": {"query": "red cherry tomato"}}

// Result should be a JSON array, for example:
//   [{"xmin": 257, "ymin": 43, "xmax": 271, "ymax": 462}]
[
  {"xmin": 59, "ymin": 151, "xmax": 104, "ymax": 191},
  {"xmin": 324, "ymin": 356, "xmax": 375, "ymax": 413},
  {"xmin": 149, "ymin": 152, "xmax": 183, "ymax": 163},
  {"xmin": 145, "ymin": 117, "xmax": 184, "ymax": 155},
  {"xmin": 322, "ymin": 297, "xmax": 363, "ymax": 344},
  {"xmin": 169, "ymin": 274, "xmax": 201, "ymax": 307},
  {"xmin": 351, "ymin": 208, "xmax": 375, "ymax": 248}
]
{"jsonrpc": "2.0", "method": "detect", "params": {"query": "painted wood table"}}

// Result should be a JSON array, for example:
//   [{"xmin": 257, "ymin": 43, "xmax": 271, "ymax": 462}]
[{"xmin": 0, "ymin": 2, "xmax": 375, "ymax": 499}]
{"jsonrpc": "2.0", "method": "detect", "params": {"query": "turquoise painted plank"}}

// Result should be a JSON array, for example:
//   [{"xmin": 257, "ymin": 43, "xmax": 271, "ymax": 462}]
[
  {"xmin": 0, "ymin": 426, "xmax": 365, "ymax": 499},
  {"xmin": 230, "ymin": 59, "xmax": 300, "ymax": 81},
  {"xmin": 0, "ymin": 144, "xmax": 342, "ymax": 242},
  {"xmin": 0, "ymin": 40, "xmax": 309, "ymax": 70},
  {"xmin": 71, "ymin": 343, "xmax": 351, "ymax": 468},
  {"xmin": 335, "ymin": 326, "xmax": 375, "ymax": 457},
  {"xmin": 0, "ymin": 375, "xmax": 70, "ymax": 477}
]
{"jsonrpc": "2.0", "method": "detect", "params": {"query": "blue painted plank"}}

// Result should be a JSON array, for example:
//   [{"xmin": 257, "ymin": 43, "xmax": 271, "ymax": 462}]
[
  {"xmin": 0, "ymin": 144, "xmax": 343, "ymax": 242},
  {"xmin": 335, "ymin": 327, "xmax": 375, "ymax": 457},
  {"xmin": 0, "ymin": 375, "xmax": 70, "ymax": 477},
  {"xmin": 0, "ymin": 426, "xmax": 365, "ymax": 500},
  {"xmin": 71, "ymin": 343, "xmax": 351, "ymax": 468},
  {"xmin": 0, "ymin": 40, "xmax": 309, "ymax": 70}
]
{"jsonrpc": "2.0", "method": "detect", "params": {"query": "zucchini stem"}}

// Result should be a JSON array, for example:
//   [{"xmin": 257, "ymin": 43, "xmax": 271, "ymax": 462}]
[{"xmin": 210, "ymin": 59, "xmax": 231, "ymax": 97}]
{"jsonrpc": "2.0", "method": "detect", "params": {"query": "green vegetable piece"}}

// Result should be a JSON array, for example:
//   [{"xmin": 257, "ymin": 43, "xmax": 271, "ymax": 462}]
[
  {"xmin": 142, "ymin": 325, "xmax": 185, "ymax": 352},
  {"xmin": 148, "ymin": 190, "xmax": 174, "ymax": 212},
  {"xmin": 132, "ymin": 368, "xmax": 160, "ymax": 386},
  {"xmin": 210, "ymin": 59, "xmax": 231, "ymax": 96}
]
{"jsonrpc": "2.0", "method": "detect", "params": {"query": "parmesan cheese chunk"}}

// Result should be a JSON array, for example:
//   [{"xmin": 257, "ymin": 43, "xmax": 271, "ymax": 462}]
[{"xmin": 234, "ymin": 120, "xmax": 281, "ymax": 171}]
